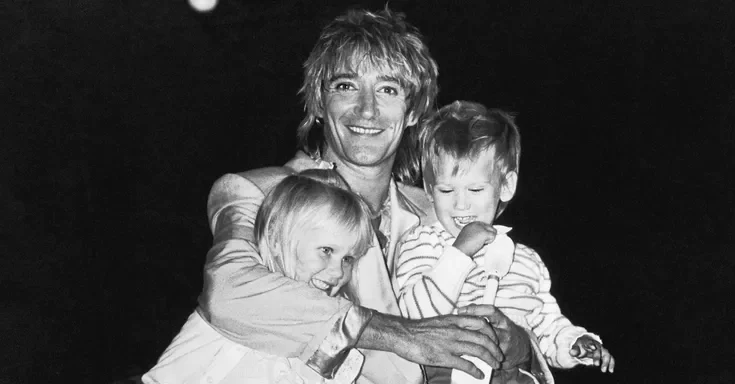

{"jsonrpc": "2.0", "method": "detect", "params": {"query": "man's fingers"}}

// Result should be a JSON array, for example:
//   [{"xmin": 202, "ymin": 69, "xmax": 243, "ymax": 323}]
[
  {"xmin": 458, "ymin": 305, "xmax": 509, "ymax": 329},
  {"xmin": 407, "ymin": 315, "xmax": 504, "ymax": 371},
  {"xmin": 447, "ymin": 355, "xmax": 484, "ymax": 380},
  {"xmin": 457, "ymin": 304, "xmax": 499, "ymax": 318},
  {"xmin": 451, "ymin": 315, "xmax": 499, "ymax": 345},
  {"xmin": 456, "ymin": 340, "xmax": 502, "ymax": 370},
  {"xmin": 436, "ymin": 322, "xmax": 502, "ymax": 368}
]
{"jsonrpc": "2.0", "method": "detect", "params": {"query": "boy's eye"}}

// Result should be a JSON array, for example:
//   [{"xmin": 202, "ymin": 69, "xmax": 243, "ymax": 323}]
[
  {"xmin": 469, "ymin": 188, "xmax": 484, "ymax": 193},
  {"xmin": 342, "ymin": 256, "xmax": 355, "ymax": 265},
  {"xmin": 320, "ymin": 247, "xmax": 333, "ymax": 255},
  {"xmin": 438, "ymin": 189, "xmax": 453, "ymax": 194}
]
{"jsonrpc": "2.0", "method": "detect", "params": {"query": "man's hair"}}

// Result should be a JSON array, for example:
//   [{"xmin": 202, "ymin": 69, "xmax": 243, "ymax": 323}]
[
  {"xmin": 254, "ymin": 169, "xmax": 374, "ymax": 280},
  {"xmin": 419, "ymin": 101, "xmax": 521, "ymax": 216},
  {"xmin": 297, "ymin": 7, "xmax": 439, "ymax": 184}
]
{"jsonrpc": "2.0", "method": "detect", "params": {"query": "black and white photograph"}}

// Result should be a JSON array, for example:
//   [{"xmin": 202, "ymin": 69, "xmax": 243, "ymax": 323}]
[{"xmin": 2, "ymin": 0, "xmax": 733, "ymax": 383}]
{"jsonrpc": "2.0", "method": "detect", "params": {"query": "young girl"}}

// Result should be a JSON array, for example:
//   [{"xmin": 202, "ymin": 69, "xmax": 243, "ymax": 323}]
[{"xmin": 143, "ymin": 169, "xmax": 374, "ymax": 384}]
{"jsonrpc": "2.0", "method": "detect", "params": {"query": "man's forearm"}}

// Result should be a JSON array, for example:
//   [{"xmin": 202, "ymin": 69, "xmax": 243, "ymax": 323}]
[{"xmin": 355, "ymin": 311, "xmax": 409, "ymax": 353}]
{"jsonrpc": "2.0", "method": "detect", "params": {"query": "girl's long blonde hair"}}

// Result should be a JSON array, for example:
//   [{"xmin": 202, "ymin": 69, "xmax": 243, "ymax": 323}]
[{"xmin": 253, "ymin": 169, "xmax": 375, "ymax": 280}]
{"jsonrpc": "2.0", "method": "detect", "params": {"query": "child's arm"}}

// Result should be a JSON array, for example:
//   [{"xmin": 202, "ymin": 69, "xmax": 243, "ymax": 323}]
[
  {"xmin": 570, "ymin": 335, "xmax": 615, "ymax": 373},
  {"xmin": 515, "ymin": 244, "xmax": 606, "ymax": 369},
  {"xmin": 200, "ymin": 172, "xmax": 369, "ymax": 376},
  {"xmin": 394, "ymin": 226, "xmax": 477, "ymax": 318}
]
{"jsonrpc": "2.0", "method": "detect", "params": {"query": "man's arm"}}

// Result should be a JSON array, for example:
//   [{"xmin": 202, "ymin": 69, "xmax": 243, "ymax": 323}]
[
  {"xmin": 199, "ymin": 173, "xmax": 537, "ymax": 381},
  {"xmin": 198, "ymin": 173, "xmax": 371, "ymax": 374},
  {"xmin": 358, "ymin": 310, "xmax": 506, "ymax": 380}
]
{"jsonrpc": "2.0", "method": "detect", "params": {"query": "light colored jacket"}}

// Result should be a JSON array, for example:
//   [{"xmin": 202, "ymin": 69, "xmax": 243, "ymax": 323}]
[{"xmin": 145, "ymin": 152, "xmax": 432, "ymax": 384}]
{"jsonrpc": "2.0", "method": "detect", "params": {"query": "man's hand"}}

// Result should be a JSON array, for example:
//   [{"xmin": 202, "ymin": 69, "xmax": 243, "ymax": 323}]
[
  {"xmin": 570, "ymin": 335, "xmax": 615, "ymax": 373},
  {"xmin": 358, "ymin": 312, "xmax": 506, "ymax": 380},
  {"xmin": 457, "ymin": 304, "xmax": 532, "ymax": 370},
  {"xmin": 454, "ymin": 221, "xmax": 497, "ymax": 257}
]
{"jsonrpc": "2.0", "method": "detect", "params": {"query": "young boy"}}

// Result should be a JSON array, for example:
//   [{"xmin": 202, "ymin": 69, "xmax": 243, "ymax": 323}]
[{"xmin": 394, "ymin": 101, "xmax": 615, "ymax": 383}]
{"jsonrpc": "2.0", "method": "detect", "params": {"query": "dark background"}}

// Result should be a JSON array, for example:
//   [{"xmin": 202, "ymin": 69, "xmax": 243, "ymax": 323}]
[{"xmin": 2, "ymin": 0, "xmax": 734, "ymax": 383}]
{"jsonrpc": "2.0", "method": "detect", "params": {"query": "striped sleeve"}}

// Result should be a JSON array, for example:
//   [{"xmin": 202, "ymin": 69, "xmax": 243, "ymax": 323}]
[
  {"xmin": 394, "ymin": 226, "xmax": 476, "ymax": 319},
  {"xmin": 516, "ymin": 244, "xmax": 601, "ymax": 369}
]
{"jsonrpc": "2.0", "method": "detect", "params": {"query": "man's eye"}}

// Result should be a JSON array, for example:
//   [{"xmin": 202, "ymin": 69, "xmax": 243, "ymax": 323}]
[
  {"xmin": 469, "ymin": 188, "xmax": 484, "ymax": 193},
  {"xmin": 438, "ymin": 189, "xmax": 453, "ymax": 194},
  {"xmin": 320, "ymin": 247, "xmax": 333, "ymax": 255},
  {"xmin": 379, "ymin": 86, "xmax": 399, "ymax": 96},
  {"xmin": 342, "ymin": 256, "xmax": 355, "ymax": 265},
  {"xmin": 334, "ymin": 83, "xmax": 354, "ymax": 91}
]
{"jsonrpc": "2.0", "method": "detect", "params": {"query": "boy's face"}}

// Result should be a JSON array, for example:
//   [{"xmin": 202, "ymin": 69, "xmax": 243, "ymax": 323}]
[{"xmin": 429, "ymin": 149, "xmax": 517, "ymax": 237}]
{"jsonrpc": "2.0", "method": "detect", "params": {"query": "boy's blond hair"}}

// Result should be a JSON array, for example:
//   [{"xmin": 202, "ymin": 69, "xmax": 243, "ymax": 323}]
[{"xmin": 419, "ymin": 100, "xmax": 521, "ymax": 217}]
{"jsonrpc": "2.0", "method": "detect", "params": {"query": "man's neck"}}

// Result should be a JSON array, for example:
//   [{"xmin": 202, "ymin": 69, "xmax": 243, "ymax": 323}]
[{"xmin": 323, "ymin": 153, "xmax": 393, "ymax": 213}]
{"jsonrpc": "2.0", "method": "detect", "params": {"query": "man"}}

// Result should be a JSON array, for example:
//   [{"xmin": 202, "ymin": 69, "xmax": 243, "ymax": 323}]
[{"xmin": 199, "ymin": 8, "xmax": 551, "ymax": 384}]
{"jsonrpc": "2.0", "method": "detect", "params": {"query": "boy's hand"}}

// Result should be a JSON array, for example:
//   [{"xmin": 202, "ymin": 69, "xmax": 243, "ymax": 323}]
[
  {"xmin": 570, "ymin": 335, "xmax": 615, "ymax": 373},
  {"xmin": 454, "ymin": 222, "xmax": 497, "ymax": 257}
]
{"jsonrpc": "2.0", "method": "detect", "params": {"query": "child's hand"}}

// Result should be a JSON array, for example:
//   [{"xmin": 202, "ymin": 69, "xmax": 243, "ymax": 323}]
[
  {"xmin": 570, "ymin": 335, "xmax": 615, "ymax": 373},
  {"xmin": 453, "ymin": 221, "xmax": 497, "ymax": 257}
]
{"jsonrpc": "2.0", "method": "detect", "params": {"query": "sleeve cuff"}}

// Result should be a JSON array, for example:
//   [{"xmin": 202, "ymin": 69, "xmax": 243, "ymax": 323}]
[
  {"xmin": 431, "ymin": 246, "xmax": 476, "ymax": 290},
  {"xmin": 304, "ymin": 304, "xmax": 374, "ymax": 379},
  {"xmin": 559, "ymin": 327, "xmax": 602, "ymax": 368}
]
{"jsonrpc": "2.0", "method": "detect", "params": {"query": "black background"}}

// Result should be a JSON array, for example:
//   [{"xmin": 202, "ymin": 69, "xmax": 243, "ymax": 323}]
[{"xmin": 2, "ymin": 0, "xmax": 734, "ymax": 383}]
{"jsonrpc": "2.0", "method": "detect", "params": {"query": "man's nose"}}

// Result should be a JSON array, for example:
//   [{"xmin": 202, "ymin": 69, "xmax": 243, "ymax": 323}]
[{"xmin": 355, "ymin": 88, "xmax": 378, "ymax": 119}]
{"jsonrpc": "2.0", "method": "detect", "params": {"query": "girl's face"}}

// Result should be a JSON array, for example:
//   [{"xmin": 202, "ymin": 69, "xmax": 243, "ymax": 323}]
[{"xmin": 293, "ymin": 218, "xmax": 364, "ymax": 297}]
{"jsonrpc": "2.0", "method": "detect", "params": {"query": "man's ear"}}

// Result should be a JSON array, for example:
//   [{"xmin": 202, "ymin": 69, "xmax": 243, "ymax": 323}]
[
  {"xmin": 500, "ymin": 171, "xmax": 518, "ymax": 202},
  {"xmin": 406, "ymin": 111, "xmax": 418, "ymax": 127}
]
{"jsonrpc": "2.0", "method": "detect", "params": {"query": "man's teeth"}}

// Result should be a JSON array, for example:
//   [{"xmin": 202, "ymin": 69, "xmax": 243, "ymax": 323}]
[
  {"xmin": 311, "ymin": 279, "xmax": 332, "ymax": 291},
  {"xmin": 348, "ymin": 126, "xmax": 381, "ymax": 135},
  {"xmin": 453, "ymin": 216, "xmax": 475, "ymax": 226}
]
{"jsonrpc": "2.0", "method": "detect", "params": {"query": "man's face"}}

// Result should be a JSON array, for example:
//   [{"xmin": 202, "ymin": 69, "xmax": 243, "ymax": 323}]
[
  {"xmin": 429, "ymin": 149, "xmax": 516, "ymax": 237},
  {"xmin": 319, "ymin": 66, "xmax": 417, "ymax": 168}
]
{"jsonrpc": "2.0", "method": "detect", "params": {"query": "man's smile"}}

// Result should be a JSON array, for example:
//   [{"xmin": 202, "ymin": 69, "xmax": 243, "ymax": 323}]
[{"xmin": 347, "ymin": 125, "xmax": 383, "ymax": 135}]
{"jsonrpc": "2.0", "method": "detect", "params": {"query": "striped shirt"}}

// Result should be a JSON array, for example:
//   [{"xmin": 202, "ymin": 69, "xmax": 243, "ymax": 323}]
[{"xmin": 394, "ymin": 222, "xmax": 600, "ymax": 369}]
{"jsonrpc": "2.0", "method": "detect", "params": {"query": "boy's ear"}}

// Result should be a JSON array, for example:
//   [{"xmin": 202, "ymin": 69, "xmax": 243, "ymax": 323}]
[
  {"xmin": 423, "ymin": 180, "xmax": 434, "ymax": 202},
  {"xmin": 500, "ymin": 171, "xmax": 518, "ymax": 202}
]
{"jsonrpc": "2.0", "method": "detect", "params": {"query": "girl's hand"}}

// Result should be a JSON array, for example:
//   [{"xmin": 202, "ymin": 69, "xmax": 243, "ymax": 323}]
[
  {"xmin": 453, "ymin": 222, "xmax": 497, "ymax": 257},
  {"xmin": 570, "ymin": 335, "xmax": 615, "ymax": 373}
]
